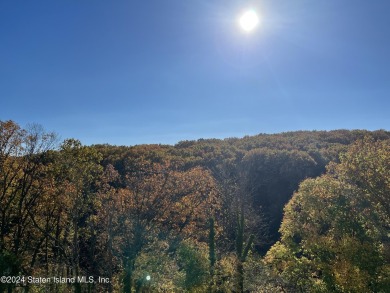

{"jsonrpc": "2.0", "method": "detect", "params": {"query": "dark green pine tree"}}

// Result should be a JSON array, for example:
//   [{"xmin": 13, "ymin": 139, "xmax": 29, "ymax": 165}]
[
  {"xmin": 235, "ymin": 209, "xmax": 254, "ymax": 293},
  {"xmin": 208, "ymin": 217, "xmax": 216, "ymax": 292}
]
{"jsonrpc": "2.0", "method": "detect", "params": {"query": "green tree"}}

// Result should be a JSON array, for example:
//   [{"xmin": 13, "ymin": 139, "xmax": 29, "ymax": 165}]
[
  {"xmin": 208, "ymin": 217, "xmax": 216, "ymax": 292},
  {"xmin": 234, "ymin": 209, "xmax": 254, "ymax": 293},
  {"xmin": 177, "ymin": 240, "xmax": 209, "ymax": 291},
  {"xmin": 265, "ymin": 138, "xmax": 390, "ymax": 292}
]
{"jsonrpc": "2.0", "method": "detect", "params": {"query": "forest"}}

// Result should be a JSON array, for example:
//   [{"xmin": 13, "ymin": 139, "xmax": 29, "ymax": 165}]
[{"xmin": 0, "ymin": 119, "xmax": 389, "ymax": 292}]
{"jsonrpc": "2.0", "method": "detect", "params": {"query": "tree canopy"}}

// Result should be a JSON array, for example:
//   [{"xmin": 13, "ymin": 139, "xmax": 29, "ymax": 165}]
[
  {"xmin": 1, "ymin": 119, "xmax": 389, "ymax": 292},
  {"xmin": 265, "ymin": 137, "xmax": 390, "ymax": 292}
]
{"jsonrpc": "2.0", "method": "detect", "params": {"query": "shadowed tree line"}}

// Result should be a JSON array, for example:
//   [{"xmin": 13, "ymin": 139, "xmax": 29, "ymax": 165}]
[{"xmin": 1, "ymin": 119, "xmax": 389, "ymax": 292}]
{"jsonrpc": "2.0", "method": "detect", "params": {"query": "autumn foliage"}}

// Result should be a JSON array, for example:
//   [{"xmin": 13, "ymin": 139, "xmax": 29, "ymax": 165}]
[{"xmin": 1, "ymin": 119, "xmax": 389, "ymax": 292}]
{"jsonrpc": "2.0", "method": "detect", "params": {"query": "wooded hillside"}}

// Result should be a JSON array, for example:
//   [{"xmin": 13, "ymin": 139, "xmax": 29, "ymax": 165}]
[{"xmin": 1, "ymin": 120, "xmax": 389, "ymax": 292}]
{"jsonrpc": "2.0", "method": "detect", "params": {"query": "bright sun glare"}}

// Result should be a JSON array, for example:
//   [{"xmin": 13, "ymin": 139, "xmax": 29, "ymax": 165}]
[{"xmin": 239, "ymin": 10, "xmax": 259, "ymax": 32}]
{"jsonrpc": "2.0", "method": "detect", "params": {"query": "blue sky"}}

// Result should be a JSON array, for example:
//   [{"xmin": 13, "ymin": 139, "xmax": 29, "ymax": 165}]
[{"xmin": 1, "ymin": 0, "xmax": 389, "ymax": 145}]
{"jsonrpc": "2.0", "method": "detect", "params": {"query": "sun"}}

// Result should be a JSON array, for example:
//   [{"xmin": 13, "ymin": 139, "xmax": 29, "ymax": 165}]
[{"xmin": 239, "ymin": 10, "xmax": 259, "ymax": 32}]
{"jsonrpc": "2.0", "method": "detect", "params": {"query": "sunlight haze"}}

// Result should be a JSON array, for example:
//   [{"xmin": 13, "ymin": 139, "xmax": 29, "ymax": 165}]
[{"xmin": 0, "ymin": 0, "xmax": 389, "ymax": 145}]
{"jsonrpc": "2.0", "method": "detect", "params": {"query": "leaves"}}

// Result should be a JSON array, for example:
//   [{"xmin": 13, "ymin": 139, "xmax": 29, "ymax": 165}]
[
  {"xmin": 266, "ymin": 138, "xmax": 390, "ymax": 292},
  {"xmin": 2, "ymin": 119, "xmax": 390, "ymax": 292}
]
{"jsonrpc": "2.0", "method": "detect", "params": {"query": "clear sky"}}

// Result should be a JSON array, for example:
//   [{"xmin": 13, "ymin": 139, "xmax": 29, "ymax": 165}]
[{"xmin": 1, "ymin": 0, "xmax": 389, "ymax": 145}]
